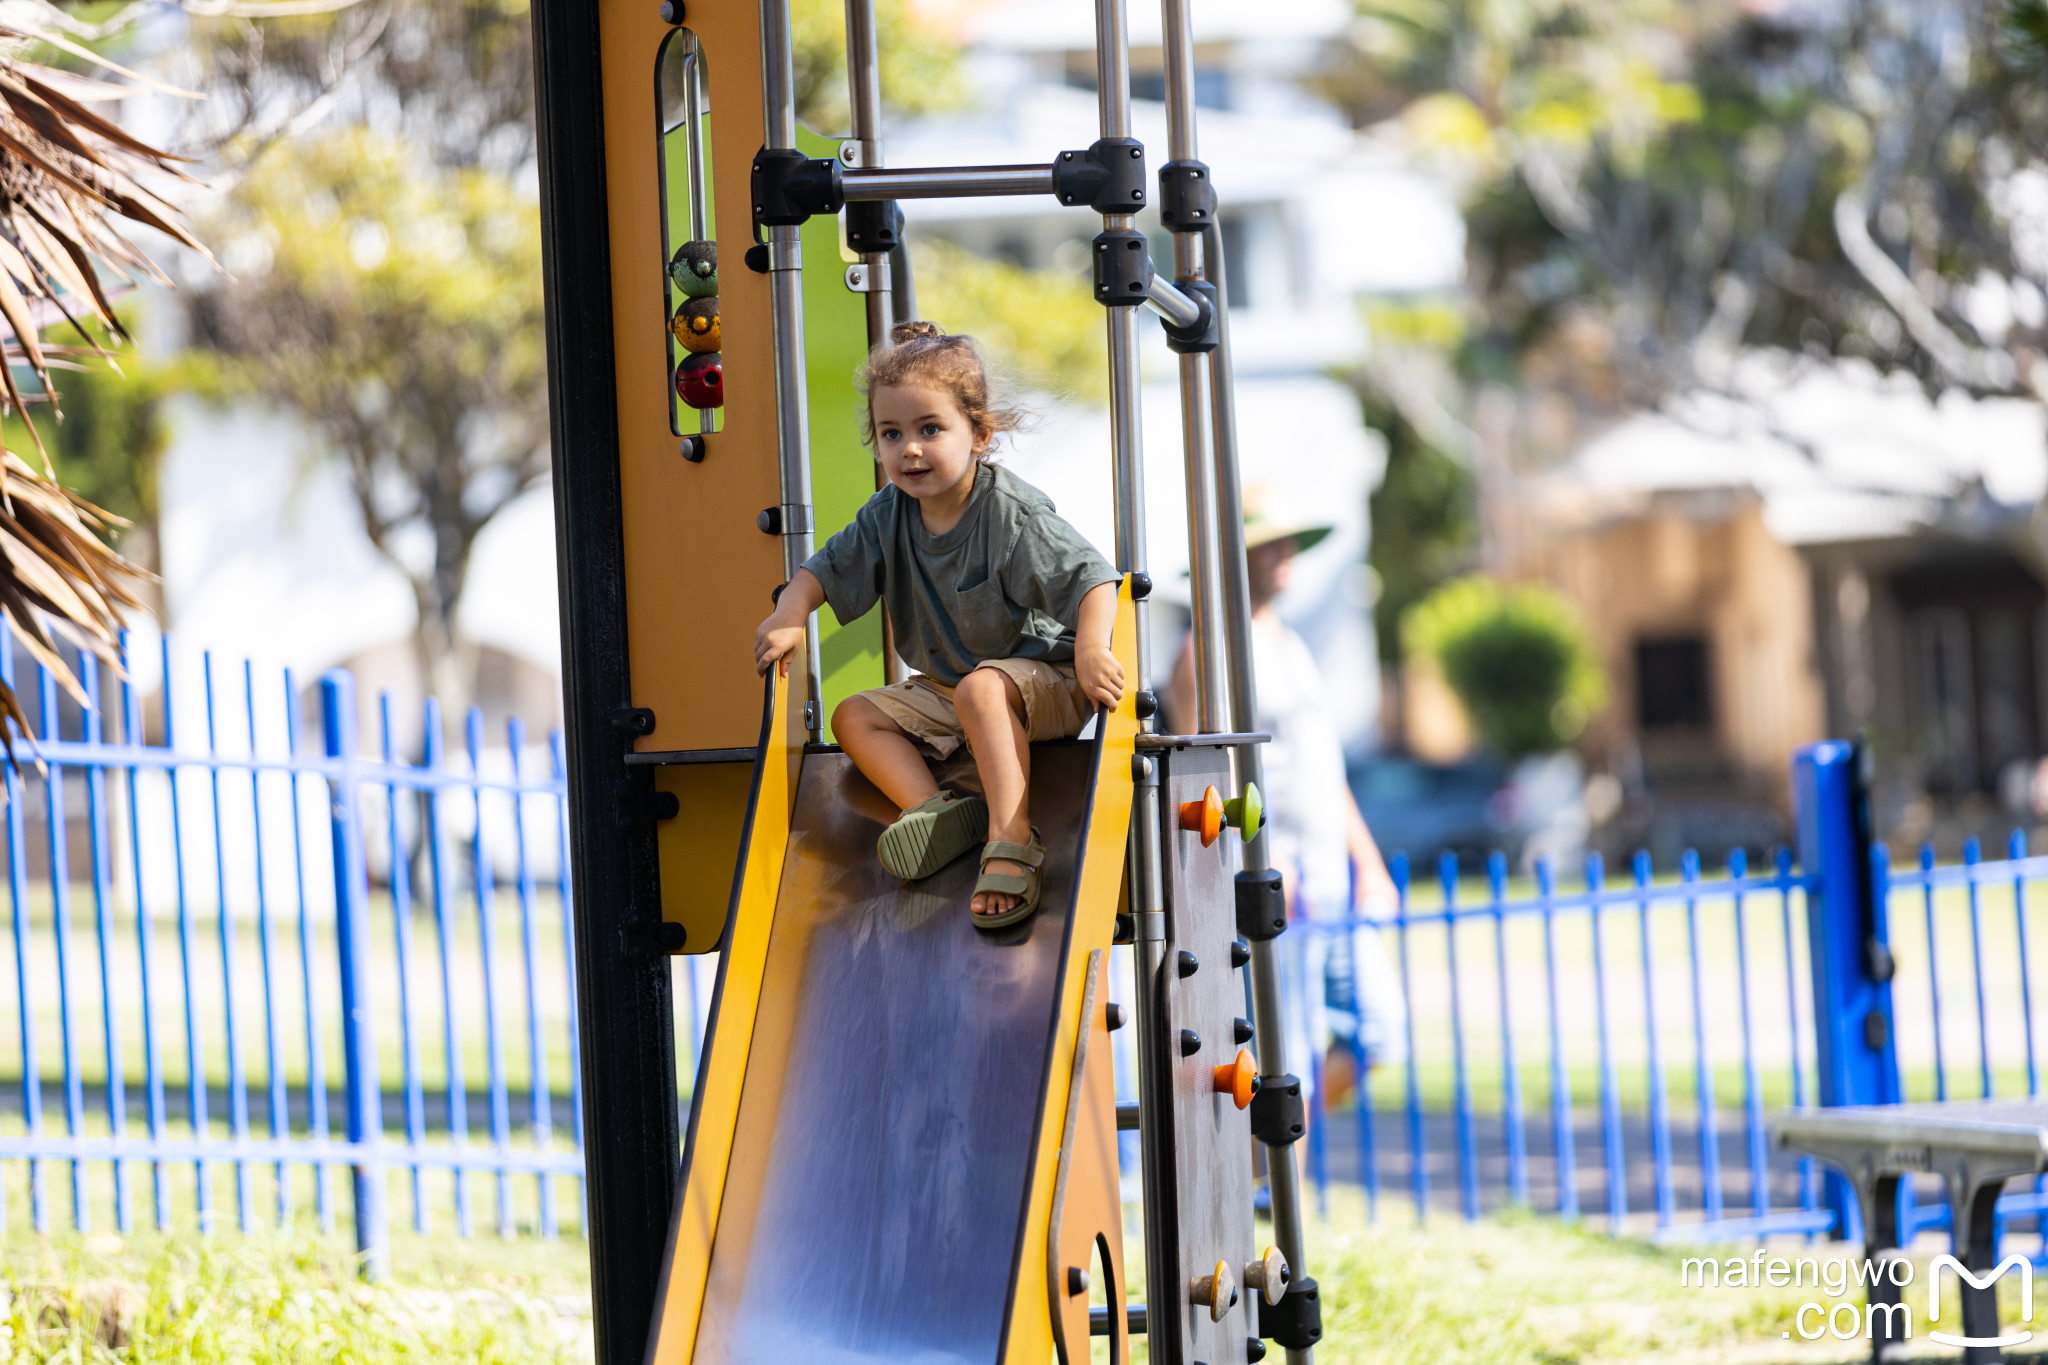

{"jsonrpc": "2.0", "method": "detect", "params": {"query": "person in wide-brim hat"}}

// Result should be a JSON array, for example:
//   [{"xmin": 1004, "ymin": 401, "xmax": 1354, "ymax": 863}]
[
  {"xmin": 1168, "ymin": 483, "xmax": 1409, "ymax": 1142},
  {"xmin": 1241, "ymin": 487, "xmax": 1334, "ymax": 555}
]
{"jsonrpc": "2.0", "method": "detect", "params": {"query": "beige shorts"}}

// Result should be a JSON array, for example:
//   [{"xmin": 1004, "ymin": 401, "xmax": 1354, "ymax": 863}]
[{"xmin": 858, "ymin": 658, "xmax": 1094, "ymax": 763}]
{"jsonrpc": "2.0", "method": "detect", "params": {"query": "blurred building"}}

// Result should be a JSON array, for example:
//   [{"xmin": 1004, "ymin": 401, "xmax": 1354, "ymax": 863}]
[
  {"xmin": 1506, "ymin": 353, "xmax": 2048, "ymax": 853},
  {"xmin": 900, "ymin": 0, "xmax": 1464, "ymax": 751}
]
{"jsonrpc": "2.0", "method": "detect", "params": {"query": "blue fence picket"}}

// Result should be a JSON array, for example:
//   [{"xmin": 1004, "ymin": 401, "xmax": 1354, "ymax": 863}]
[
  {"xmin": 3, "ymin": 625, "xmax": 43, "ymax": 1233},
  {"xmin": 380, "ymin": 694, "xmax": 428, "ymax": 1234},
  {"xmin": 1391, "ymin": 853, "xmax": 1427, "ymax": 1224},
  {"xmin": 84, "ymin": 654, "xmax": 130, "ymax": 1232},
  {"xmin": 121, "ymin": 637, "xmax": 169, "ymax": 1231},
  {"xmin": 41, "ymin": 659, "xmax": 88, "ymax": 1231},
  {"xmin": 1488, "ymin": 852, "xmax": 1527, "ymax": 1207},
  {"xmin": 1439, "ymin": 853, "xmax": 1479, "ymax": 1222},
  {"xmin": 1633, "ymin": 851, "xmax": 1674, "ymax": 1230},
  {"xmin": 1537, "ymin": 857, "xmax": 1576, "ymax": 1221},
  {"xmin": 0, "ymin": 635, "xmax": 580, "ymax": 1268},
  {"xmin": 1729, "ymin": 849, "xmax": 1768, "ymax": 1222},
  {"xmin": 1680, "ymin": 850, "xmax": 1722, "ymax": 1224},
  {"xmin": 1586, "ymin": 855, "xmax": 1627, "ymax": 1232},
  {"xmin": 424, "ymin": 699, "xmax": 473, "ymax": 1238}
]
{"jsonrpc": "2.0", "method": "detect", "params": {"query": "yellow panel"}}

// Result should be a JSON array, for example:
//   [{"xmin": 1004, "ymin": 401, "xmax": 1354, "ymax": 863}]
[
  {"xmin": 601, "ymin": 0, "xmax": 787, "ymax": 753},
  {"xmin": 654, "ymin": 762, "xmax": 753, "ymax": 954},
  {"xmin": 1004, "ymin": 579, "xmax": 1140, "ymax": 1365},
  {"xmin": 1048, "ymin": 950, "xmax": 1130, "ymax": 1365},
  {"xmin": 643, "ymin": 641, "xmax": 808, "ymax": 1365}
]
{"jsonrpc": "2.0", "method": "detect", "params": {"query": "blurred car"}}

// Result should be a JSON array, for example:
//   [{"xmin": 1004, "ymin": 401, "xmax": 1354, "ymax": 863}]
[{"xmin": 1349, "ymin": 755, "xmax": 1519, "ymax": 874}]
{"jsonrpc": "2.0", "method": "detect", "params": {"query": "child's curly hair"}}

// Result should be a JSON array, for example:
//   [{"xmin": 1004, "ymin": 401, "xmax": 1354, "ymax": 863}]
[{"xmin": 858, "ymin": 320, "xmax": 1026, "ymax": 459}]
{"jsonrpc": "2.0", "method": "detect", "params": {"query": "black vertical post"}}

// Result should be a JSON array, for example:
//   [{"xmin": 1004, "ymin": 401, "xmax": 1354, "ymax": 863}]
[{"xmin": 528, "ymin": 4, "xmax": 681, "ymax": 1363}]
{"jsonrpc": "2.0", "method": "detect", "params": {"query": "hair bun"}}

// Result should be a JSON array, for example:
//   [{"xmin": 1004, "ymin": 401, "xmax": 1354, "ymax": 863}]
[{"xmin": 890, "ymin": 320, "xmax": 945, "ymax": 344}]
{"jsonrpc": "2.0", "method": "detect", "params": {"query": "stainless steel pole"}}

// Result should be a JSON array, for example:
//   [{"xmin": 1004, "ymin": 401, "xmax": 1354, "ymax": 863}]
[
  {"xmin": 840, "ymin": 164, "xmax": 1060, "ymax": 199},
  {"xmin": 842, "ymin": 0, "xmax": 891, "ymax": 346},
  {"xmin": 1204, "ymin": 227, "xmax": 1313, "ymax": 1365},
  {"xmin": 1158, "ymin": 0, "xmax": 1314, "ymax": 1349},
  {"xmin": 1090, "ymin": 0, "xmax": 1172, "ymax": 1354},
  {"xmin": 843, "ymin": 0, "xmax": 910, "ymax": 685},
  {"xmin": 1156, "ymin": 0, "xmax": 1224, "ymax": 737},
  {"xmin": 761, "ymin": 0, "xmax": 822, "ymax": 738},
  {"xmin": 681, "ymin": 52, "xmax": 716, "ymax": 438},
  {"xmin": 889, "ymin": 241, "xmax": 916, "ymax": 322},
  {"xmin": 682, "ymin": 52, "xmax": 708, "ymax": 242}
]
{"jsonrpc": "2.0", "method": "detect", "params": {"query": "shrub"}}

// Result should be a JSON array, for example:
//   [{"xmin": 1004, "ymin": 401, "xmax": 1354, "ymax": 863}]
[{"xmin": 1403, "ymin": 577, "xmax": 1606, "ymax": 758}]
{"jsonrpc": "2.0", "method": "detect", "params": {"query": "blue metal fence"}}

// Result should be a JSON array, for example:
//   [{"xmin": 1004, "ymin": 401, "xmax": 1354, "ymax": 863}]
[
  {"xmin": 10, "ymin": 639, "xmax": 2048, "ymax": 1261},
  {"xmin": 0, "ymin": 630, "xmax": 582, "ymax": 1257},
  {"xmin": 1302, "ymin": 819, "xmax": 2048, "ymax": 1246}
]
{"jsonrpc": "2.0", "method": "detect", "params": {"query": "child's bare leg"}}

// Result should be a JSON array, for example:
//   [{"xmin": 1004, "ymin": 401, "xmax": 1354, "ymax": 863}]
[
  {"xmin": 833, "ymin": 696, "xmax": 939, "ymax": 811},
  {"xmin": 954, "ymin": 668, "xmax": 1032, "ymax": 918}
]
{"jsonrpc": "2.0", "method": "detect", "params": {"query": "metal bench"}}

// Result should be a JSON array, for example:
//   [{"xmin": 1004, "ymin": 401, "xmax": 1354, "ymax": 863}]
[{"xmin": 1775, "ymin": 1100, "xmax": 2048, "ymax": 1364}]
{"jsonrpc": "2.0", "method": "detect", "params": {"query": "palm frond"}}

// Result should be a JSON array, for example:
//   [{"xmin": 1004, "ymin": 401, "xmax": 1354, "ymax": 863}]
[{"xmin": 0, "ymin": 35, "xmax": 198, "ymax": 756}]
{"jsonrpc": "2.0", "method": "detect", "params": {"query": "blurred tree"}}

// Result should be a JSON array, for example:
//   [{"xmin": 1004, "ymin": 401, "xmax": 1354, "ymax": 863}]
[
  {"xmin": 790, "ymin": 0, "xmax": 965, "ymax": 130},
  {"xmin": 1357, "ymin": 296, "xmax": 1479, "ymax": 663},
  {"xmin": 910, "ymin": 238, "xmax": 1108, "ymax": 404},
  {"xmin": 185, "ymin": 0, "xmax": 962, "ymax": 171},
  {"xmin": 2, "ymin": 326, "xmax": 176, "ymax": 600},
  {"xmin": 1404, "ymin": 576, "xmax": 1605, "ymax": 757},
  {"xmin": 1318, "ymin": 0, "xmax": 2048, "ymax": 450},
  {"xmin": 1365, "ymin": 394, "xmax": 1476, "ymax": 666},
  {"xmin": 174, "ymin": 0, "xmax": 963, "ymax": 716},
  {"xmin": 186, "ymin": 131, "xmax": 546, "ymax": 712}
]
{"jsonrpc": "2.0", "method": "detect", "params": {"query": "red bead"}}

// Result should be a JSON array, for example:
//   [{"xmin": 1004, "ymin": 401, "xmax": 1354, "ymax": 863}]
[{"xmin": 675, "ymin": 353, "xmax": 722, "ymax": 408}]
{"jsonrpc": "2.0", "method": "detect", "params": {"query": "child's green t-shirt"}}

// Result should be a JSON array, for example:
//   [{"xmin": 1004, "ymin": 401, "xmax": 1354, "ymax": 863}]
[{"xmin": 801, "ymin": 464, "xmax": 1120, "ymax": 686}]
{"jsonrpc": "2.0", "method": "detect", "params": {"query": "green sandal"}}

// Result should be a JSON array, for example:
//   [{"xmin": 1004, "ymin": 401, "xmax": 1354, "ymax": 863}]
[
  {"xmin": 877, "ymin": 791, "xmax": 988, "ymax": 881},
  {"xmin": 972, "ymin": 829, "xmax": 1046, "ymax": 930}
]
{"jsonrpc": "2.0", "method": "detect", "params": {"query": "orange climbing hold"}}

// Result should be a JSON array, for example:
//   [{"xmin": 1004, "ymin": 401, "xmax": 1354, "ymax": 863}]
[
  {"xmin": 1212, "ymin": 1047, "xmax": 1257, "ymax": 1110},
  {"xmin": 1178, "ymin": 786, "xmax": 1223, "ymax": 847}
]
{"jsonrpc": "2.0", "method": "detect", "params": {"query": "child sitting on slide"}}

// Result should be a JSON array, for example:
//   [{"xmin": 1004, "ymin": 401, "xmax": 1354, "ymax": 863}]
[{"xmin": 754, "ymin": 321, "xmax": 1124, "ymax": 928}]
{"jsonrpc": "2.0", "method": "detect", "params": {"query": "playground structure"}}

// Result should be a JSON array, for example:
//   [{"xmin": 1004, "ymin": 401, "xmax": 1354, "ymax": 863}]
[{"xmin": 532, "ymin": 0, "xmax": 1321, "ymax": 1362}]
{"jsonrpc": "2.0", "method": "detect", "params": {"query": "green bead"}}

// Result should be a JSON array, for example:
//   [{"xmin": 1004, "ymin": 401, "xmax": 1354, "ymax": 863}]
[
  {"xmin": 1223, "ymin": 782, "xmax": 1263, "ymax": 843},
  {"xmin": 669, "ymin": 260, "xmax": 719, "ymax": 297}
]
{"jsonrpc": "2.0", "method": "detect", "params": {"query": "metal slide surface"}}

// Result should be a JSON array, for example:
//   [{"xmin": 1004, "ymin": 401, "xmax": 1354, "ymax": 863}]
[{"xmin": 691, "ymin": 743, "xmax": 1096, "ymax": 1365}]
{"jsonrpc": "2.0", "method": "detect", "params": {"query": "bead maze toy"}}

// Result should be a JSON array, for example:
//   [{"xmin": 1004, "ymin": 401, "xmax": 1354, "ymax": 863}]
[{"xmin": 531, "ymin": 0, "xmax": 1326, "ymax": 1361}]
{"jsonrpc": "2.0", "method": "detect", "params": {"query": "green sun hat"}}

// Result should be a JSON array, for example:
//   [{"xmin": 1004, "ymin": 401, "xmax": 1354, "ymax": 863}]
[{"xmin": 1242, "ymin": 484, "xmax": 1333, "ymax": 554}]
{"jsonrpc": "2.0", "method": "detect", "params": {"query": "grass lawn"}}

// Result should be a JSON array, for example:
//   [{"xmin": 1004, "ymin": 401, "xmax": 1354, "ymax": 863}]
[
  {"xmin": 3, "ymin": 1191, "xmax": 2035, "ymax": 1364},
  {"xmin": 1298, "ymin": 1189, "xmax": 2041, "ymax": 1365},
  {"xmin": 1, "ymin": 1224, "xmax": 592, "ymax": 1363}
]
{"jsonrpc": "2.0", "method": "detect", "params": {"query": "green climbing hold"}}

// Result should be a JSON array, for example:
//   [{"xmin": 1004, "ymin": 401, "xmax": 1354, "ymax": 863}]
[{"xmin": 1223, "ymin": 781, "xmax": 1262, "ymax": 844}]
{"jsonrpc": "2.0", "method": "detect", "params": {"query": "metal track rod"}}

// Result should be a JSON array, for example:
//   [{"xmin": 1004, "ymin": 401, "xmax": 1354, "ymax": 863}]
[
  {"xmin": 1144, "ymin": 275, "xmax": 1205, "ymax": 328},
  {"xmin": 761, "ymin": 0, "xmax": 822, "ymax": 739},
  {"xmin": 841, "ymin": 164, "xmax": 1057, "ymax": 200},
  {"xmin": 1090, "ymin": 1305, "xmax": 1150, "ymax": 1337}
]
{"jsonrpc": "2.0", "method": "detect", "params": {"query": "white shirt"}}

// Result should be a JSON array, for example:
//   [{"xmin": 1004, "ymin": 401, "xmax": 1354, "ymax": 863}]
[{"xmin": 1252, "ymin": 615, "xmax": 1354, "ymax": 917}]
